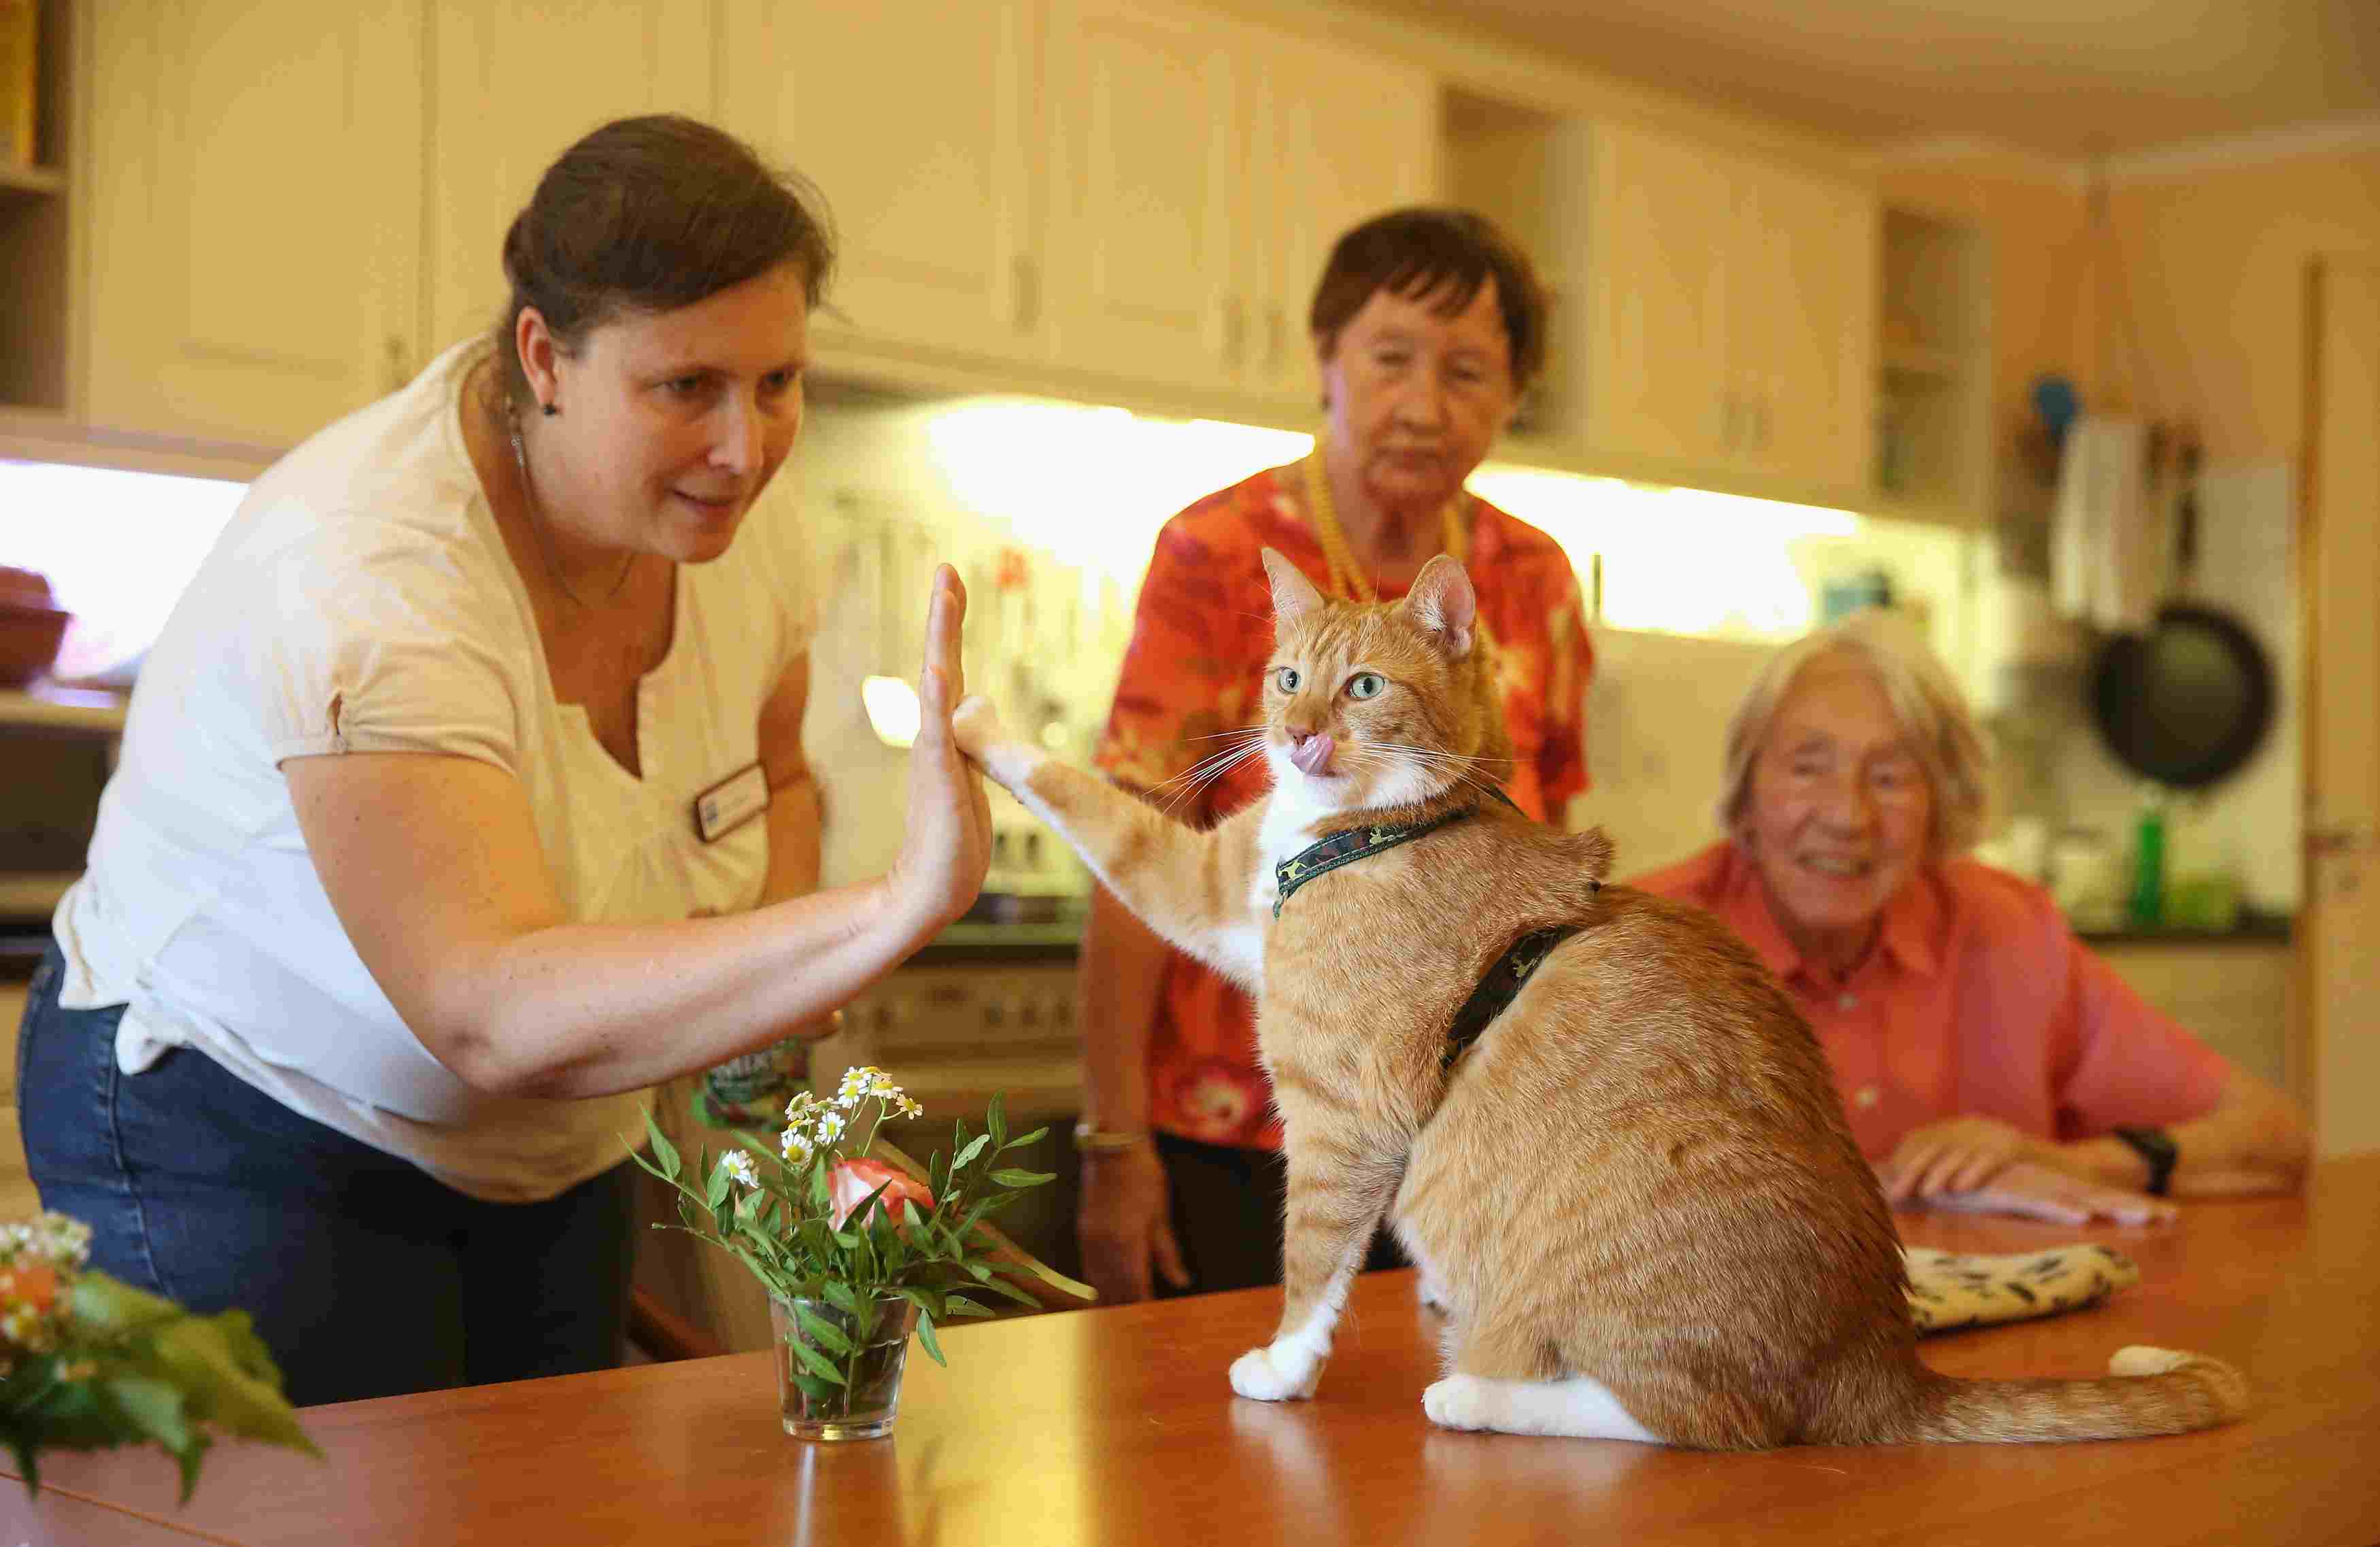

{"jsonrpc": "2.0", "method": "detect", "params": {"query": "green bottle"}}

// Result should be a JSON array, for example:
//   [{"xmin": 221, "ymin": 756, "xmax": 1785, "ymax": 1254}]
[{"xmin": 2128, "ymin": 800, "xmax": 2166, "ymax": 929}]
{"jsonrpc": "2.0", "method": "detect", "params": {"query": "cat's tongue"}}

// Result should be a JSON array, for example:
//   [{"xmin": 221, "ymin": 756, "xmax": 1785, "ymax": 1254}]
[{"xmin": 1289, "ymin": 735, "xmax": 1337, "ymax": 777}]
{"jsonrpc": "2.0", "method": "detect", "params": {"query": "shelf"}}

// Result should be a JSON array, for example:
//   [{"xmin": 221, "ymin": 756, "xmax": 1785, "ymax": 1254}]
[
  {"xmin": 0, "ymin": 162, "xmax": 64, "ymax": 198},
  {"xmin": 0, "ymin": 685, "xmax": 127, "ymax": 733}
]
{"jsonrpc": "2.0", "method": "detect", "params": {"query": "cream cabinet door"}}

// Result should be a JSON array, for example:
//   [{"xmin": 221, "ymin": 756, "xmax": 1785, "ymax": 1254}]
[
  {"xmin": 1242, "ymin": 24, "xmax": 1437, "ymax": 407},
  {"xmin": 425, "ymin": 1, "xmax": 714, "ymax": 356},
  {"xmin": 83, "ymin": 0, "xmax": 426, "ymax": 450},
  {"xmin": 1042, "ymin": 0, "xmax": 1240, "ymax": 392},
  {"xmin": 1733, "ymin": 157, "xmax": 1877, "ymax": 493},
  {"xmin": 1582, "ymin": 122, "xmax": 1735, "ymax": 467},
  {"xmin": 720, "ymin": 0, "xmax": 1040, "ymax": 365}
]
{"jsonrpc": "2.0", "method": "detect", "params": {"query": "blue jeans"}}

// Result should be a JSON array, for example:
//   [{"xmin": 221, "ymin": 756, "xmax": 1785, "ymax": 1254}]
[{"xmin": 16, "ymin": 938, "xmax": 633, "ymax": 1408}]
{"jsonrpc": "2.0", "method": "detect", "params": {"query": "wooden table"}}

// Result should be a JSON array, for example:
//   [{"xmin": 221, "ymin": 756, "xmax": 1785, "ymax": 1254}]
[{"xmin": 10, "ymin": 1157, "xmax": 2380, "ymax": 1547}]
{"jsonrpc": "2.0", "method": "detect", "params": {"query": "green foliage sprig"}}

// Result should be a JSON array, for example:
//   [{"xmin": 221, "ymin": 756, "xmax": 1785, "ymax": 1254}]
[{"xmin": 1, "ymin": 1214, "xmax": 320, "ymax": 1500}]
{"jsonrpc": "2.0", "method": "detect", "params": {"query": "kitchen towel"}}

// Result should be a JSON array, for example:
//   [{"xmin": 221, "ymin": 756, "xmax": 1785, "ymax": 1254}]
[{"xmin": 2050, "ymin": 416, "xmax": 2159, "ymax": 634}]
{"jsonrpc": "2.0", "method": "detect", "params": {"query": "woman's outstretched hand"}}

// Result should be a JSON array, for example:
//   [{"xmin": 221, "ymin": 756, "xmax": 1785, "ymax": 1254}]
[{"xmin": 887, "ymin": 566, "xmax": 992, "ymax": 938}]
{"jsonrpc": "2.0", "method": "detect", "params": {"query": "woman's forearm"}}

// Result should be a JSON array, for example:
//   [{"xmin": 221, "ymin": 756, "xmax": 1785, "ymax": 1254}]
[
  {"xmin": 2059, "ymin": 1069, "xmax": 2312, "ymax": 1197},
  {"xmin": 1077, "ymin": 884, "xmax": 1172, "ymax": 1134},
  {"xmin": 441, "ymin": 874, "xmax": 942, "ymax": 1100}
]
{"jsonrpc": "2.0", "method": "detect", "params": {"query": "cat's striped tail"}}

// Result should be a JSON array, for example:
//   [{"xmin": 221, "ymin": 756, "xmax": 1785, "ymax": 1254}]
[{"xmin": 1905, "ymin": 1346, "xmax": 2248, "ymax": 1443}]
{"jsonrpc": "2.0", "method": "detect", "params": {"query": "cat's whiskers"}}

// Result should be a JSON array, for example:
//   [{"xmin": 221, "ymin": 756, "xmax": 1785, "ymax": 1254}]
[
  {"xmin": 1151, "ymin": 728, "xmax": 1272, "ymax": 818},
  {"xmin": 1353, "ymin": 741, "xmax": 1515, "ymax": 804}
]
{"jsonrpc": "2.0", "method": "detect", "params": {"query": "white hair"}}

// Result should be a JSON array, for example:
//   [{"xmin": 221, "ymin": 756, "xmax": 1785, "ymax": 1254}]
[{"xmin": 1716, "ymin": 611, "xmax": 1990, "ymax": 857}]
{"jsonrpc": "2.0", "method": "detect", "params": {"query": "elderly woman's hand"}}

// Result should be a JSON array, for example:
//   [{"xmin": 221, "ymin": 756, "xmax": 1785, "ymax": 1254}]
[
  {"xmin": 1896, "ymin": 1159, "xmax": 2177, "ymax": 1227},
  {"xmin": 1876, "ymin": 1115, "xmax": 2050, "ymax": 1203}
]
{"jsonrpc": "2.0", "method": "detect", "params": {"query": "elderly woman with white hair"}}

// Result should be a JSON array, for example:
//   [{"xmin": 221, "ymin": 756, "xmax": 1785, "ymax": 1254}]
[{"xmin": 1629, "ymin": 613, "xmax": 2309, "ymax": 1225}]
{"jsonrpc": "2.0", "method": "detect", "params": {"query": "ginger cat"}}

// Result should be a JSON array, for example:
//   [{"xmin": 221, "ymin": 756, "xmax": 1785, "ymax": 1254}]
[{"xmin": 951, "ymin": 548, "xmax": 2245, "ymax": 1448}]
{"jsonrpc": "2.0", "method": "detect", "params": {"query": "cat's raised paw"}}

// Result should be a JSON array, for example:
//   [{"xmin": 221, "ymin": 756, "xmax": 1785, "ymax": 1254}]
[
  {"xmin": 949, "ymin": 694, "xmax": 1008, "ymax": 760},
  {"xmin": 1230, "ymin": 1342, "xmax": 1321, "ymax": 1402}
]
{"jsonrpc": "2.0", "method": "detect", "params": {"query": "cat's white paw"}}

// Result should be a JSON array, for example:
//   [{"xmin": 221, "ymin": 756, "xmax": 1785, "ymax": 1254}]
[
  {"xmin": 1423, "ymin": 1375, "xmax": 1495, "ymax": 1431},
  {"xmin": 949, "ymin": 694, "xmax": 1008, "ymax": 760},
  {"xmin": 1230, "ymin": 1341, "xmax": 1323, "ymax": 1402}
]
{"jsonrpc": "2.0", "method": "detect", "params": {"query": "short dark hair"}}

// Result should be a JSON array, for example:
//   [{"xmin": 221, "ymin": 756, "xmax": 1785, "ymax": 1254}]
[
  {"xmin": 487, "ymin": 115, "xmax": 836, "ymax": 412},
  {"xmin": 1307, "ymin": 207, "xmax": 1548, "ymax": 391}
]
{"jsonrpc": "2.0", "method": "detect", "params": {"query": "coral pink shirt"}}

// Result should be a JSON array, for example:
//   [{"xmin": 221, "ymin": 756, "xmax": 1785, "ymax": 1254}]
[{"xmin": 1628, "ymin": 842, "xmax": 2230, "ymax": 1161}]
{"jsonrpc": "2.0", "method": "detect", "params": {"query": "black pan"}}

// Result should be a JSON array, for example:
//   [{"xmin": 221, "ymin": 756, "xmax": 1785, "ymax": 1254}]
[{"xmin": 2088, "ymin": 600, "xmax": 2274, "ymax": 789}]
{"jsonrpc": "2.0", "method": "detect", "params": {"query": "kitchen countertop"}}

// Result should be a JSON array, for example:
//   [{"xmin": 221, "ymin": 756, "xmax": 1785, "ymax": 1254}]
[{"xmin": 2075, "ymin": 908, "xmax": 2292, "ymax": 946}]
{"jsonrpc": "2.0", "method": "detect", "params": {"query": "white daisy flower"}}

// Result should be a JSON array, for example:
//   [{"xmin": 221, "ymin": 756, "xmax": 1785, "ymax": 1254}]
[
  {"xmin": 814, "ymin": 1110, "xmax": 847, "ymax": 1144},
  {"xmin": 721, "ymin": 1151, "xmax": 759, "ymax": 1189},
  {"xmin": 835, "ymin": 1067, "xmax": 877, "ymax": 1103},
  {"xmin": 895, "ymin": 1095, "xmax": 923, "ymax": 1120},
  {"xmin": 781, "ymin": 1129, "xmax": 815, "ymax": 1163}
]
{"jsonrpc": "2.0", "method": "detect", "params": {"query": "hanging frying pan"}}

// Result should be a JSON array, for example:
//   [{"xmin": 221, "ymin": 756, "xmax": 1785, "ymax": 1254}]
[{"xmin": 2086, "ymin": 445, "xmax": 2276, "ymax": 789}]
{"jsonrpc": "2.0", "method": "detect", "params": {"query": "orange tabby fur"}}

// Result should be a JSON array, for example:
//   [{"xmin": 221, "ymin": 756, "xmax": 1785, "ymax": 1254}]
[{"xmin": 951, "ymin": 549, "xmax": 2245, "ymax": 1448}]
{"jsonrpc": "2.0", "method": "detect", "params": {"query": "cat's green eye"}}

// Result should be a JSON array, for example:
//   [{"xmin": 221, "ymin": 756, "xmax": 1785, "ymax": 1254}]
[
  {"xmin": 1347, "ymin": 672, "xmax": 1386, "ymax": 700},
  {"xmin": 1274, "ymin": 666, "xmax": 1301, "ymax": 693}
]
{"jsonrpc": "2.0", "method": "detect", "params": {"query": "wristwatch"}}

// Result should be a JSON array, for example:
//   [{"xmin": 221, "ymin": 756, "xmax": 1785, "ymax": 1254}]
[{"xmin": 2112, "ymin": 1125, "xmax": 2179, "ymax": 1197}]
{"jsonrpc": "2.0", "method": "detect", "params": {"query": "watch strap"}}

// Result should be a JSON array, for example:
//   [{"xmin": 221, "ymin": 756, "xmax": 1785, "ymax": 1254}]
[{"xmin": 2112, "ymin": 1125, "xmax": 2179, "ymax": 1196}]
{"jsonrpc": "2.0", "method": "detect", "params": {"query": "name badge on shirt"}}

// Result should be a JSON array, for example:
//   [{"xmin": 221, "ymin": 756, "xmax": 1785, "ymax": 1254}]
[{"xmin": 694, "ymin": 762, "xmax": 770, "ymax": 844}]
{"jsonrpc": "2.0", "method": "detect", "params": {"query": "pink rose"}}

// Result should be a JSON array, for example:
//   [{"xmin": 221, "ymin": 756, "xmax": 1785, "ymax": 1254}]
[{"xmin": 828, "ymin": 1157, "xmax": 935, "ymax": 1229}]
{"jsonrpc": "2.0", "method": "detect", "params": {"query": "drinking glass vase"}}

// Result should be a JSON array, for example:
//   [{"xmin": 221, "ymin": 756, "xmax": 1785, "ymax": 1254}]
[{"xmin": 768, "ymin": 1293, "xmax": 921, "ymax": 1440}]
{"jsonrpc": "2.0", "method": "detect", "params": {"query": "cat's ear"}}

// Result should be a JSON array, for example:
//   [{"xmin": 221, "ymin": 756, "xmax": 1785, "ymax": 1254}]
[
  {"xmin": 1402, "ymin": 554, "xmax": 1477, "ymax": 657},
  {"xmin": 1261, "ymin": 547, "xmax": 1326, "ymax": 630}
]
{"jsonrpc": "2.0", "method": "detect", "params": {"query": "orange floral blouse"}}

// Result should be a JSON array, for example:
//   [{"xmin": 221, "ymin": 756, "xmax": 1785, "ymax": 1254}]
[{"xmin": 1091, "ymin": 465, "xmax": 1595, "ymax": 1151}]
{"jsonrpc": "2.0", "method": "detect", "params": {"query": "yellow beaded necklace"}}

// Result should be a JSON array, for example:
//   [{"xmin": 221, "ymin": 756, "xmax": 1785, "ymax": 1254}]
[{"xmin": 1298, "ymin": 454, "xmax": 1470, "ymax": 603}]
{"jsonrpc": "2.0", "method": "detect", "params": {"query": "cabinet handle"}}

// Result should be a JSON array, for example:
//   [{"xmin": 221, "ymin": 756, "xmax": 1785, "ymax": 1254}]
[
  {"xmin": 1007, "ymin": 254, "xmax": 1039, "ymax": 331},
  {"xmin": 1717, "ymin": 393, "xmax": 1740, "ymax": 454},
  {"xmin": 1752, "ymin": 396, "xmax": 1770, "ymax": 452},
  {"xmin": 1207, "ymin": 296, "xmax": 1245, "ymax": 367},
  {"xmin": 1265, "ymin": 305, "xmax": 1287, "ymax": 373}
]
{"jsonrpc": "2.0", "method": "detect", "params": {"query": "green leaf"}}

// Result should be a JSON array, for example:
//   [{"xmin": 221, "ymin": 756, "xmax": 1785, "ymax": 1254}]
[
  {"xmin": 941, "ymin": 1295, "xmax": 996, "ymax": 1319},
  {"xmin": 99, "ymin": 1374, "xmax": 192, "ymax": 1452},
  {"xmin": 988, "ymin": 1168, "xmax": 1055, "ymax": 1188},
  {"xmin": 791, "ymin": 1305, "xmax": 855, "ymax": 1357},
  {"xmin": 821, "ymin": 1280, "xmax": 861, "ymax": 1315},
  {"xmin": 985, "ymin": 1091, "xmax": 1006, "ymax": 1148},
  {"xmin": 704, "ymin": 1155, "xmax": 735, "ymax": 1210},
  {"xmin": 1004, "ymin": 1125, "xmax": 1049, "ymax": 1151},
  {"xmin": 950, "ymin": 1134, "xmax": 992, "ymax": 1173},
  {"xmin": 891, "ymin": 1286, "xmax": 945, "ymax": 1322},
  {"xmin": 785, "ymin": 1336, "xmax": 848, "ymax": 1388},
  {"xmin": 788, "ymin": 1370, "xmax": 838, "ymax": 1404},
  {"xmin": 644, "ymin": 1110, "xmax": 683, "ymax": 1182},
  {"xmin": 915, "ymin": 1312, "xmax": 947, "ymax": 1367},
  {"xmin": 977, "ymin": 1274, "xmax": 1040, "ymax": 1309}
]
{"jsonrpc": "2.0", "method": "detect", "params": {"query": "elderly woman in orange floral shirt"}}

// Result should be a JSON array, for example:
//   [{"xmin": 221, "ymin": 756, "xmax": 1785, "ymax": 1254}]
[{"xmin": 1075, "ymin": 209, "xmax": 1595, "ymax": 1303}]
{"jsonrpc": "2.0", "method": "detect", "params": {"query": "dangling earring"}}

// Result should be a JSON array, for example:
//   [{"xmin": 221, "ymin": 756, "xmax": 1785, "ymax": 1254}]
[{"xmin": 542, "ymin": 401, "xmax": 559, "ymax": 418}]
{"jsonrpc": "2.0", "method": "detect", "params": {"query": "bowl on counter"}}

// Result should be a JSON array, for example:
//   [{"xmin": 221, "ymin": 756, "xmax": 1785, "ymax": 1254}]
[{"xmin": 0, "ymin": 567, "xmax": 69, "ymax": 687}]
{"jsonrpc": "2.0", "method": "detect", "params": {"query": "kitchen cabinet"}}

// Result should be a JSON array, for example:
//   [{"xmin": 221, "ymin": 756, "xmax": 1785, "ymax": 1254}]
[
  {"xmin": 1238, "ymin": 22, "xmax": 1438, "ymax": 406},
  {"xmin": 1039, "ymin": 0, "xmax": 1240, "ymax": 393},
  {"xmin": 1039, "ymin": 0, "xmax": 1435, "ymax": 403},
  {"xmin": 424, "ymin": 0, "xmax": 713, "ymax": 356},
  {"xmin": 1580, "ymin": 120, "xmax": 1877, "ymax": 494},
  {"xmin": 0, "ymin": 980, "xmax": 39, "ymax": 1225},
  {"xmin": 81, "ymin": 0, "xmax": 425, "ymax": 449},
  {"xmin": 2094, "ymin": 936, "xmax": 2294, "ymax": 1093},
  {"xmin": 720, "ymin": 0, "xmax": 1042, "ymax": 368}
]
